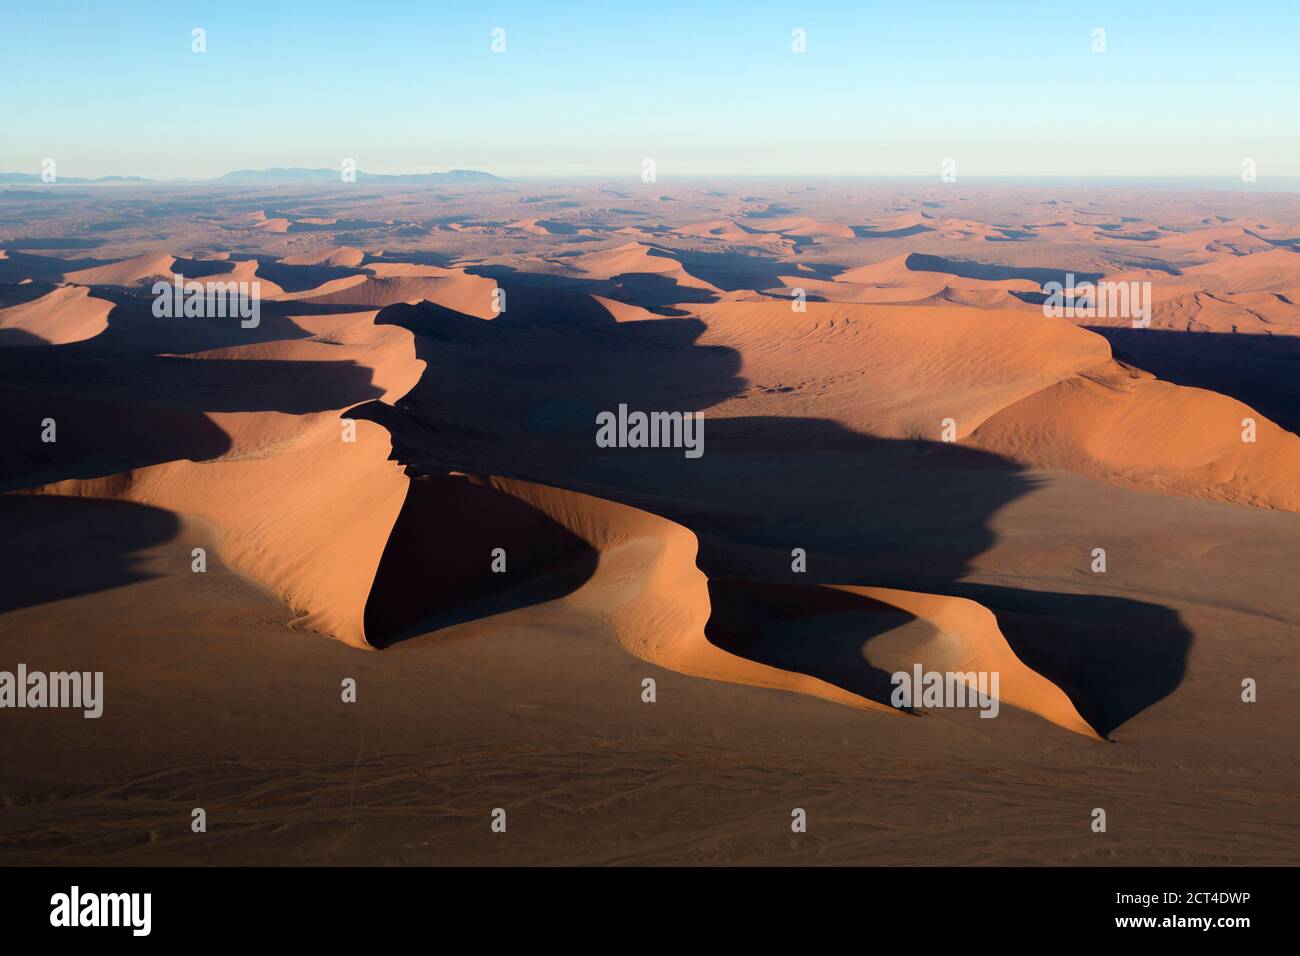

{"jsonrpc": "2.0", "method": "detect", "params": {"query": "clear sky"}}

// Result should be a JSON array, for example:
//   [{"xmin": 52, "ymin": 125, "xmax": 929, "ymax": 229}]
[{"xmin": 2, "ymin": 0, "xmax": 1297, "ymax": 180}]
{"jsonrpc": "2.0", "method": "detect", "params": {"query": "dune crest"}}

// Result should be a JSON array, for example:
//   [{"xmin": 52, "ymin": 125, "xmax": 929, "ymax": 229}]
[
  {"xmin": 63, "ymin": 252, "xmax": 177, "ymax": 286},
  {"xmin": 0, "ymin": 285, "xmax": 112, "ymax": 345},
  {"xmin": 33, "ymin": 417, "xmax": 408, "ymax": 648},
  {"xmin": 396, "ymin": 476, "xmax": 1097, "ymax": 736},
  {"xmin": 969, "ymin": 364, "xmax": 1300, "ymax": 512},
  {"xmin": 278, "ymin": 271, "xmax": 498, "ymax": 317}
]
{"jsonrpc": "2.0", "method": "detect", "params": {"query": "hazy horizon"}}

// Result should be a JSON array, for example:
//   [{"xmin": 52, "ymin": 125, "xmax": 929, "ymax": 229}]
[
  {"xmin": 7, "ymin": 169, "xmax": 1300, "ymax": 194},
  {"xmin": 3, "ymin": 0, "xmax": 1297, "ymax": 180}
]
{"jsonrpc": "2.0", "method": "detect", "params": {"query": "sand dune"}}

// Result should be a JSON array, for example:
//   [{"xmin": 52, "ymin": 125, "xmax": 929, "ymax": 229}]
[
  {"xmin": 775, "ymin": 254, "xmax": 1039, "ymax": 307},
  {"xmin": 676, "ymin": 219, "xmax": 756, "ymax": 242},
  {"xmin": 278, "ymin": 270, "xmax": 499, "ymax": 317},
  {"xmin": 62, "ymin": 251, "xmax": 177, "ymax": 286},
  {"xmin": 1150, "ymin": 224, "xmax": 1278, "ymax": 254},
  {"xmin": 33, "ymin": 417, "xmax": 408, "ymax": 647},
  {"xmin": 0, "ymin": 284, "xmax": 112, "ymax": 345},
  {"xmin": 280, "ymin": 245, "xmax": 366, "ymax": 268},
  {"xmin": 362, "ymin": 261, "xmax": 455, "ymax": 278},
  {"xmin": 689, "ymin": 295, "xmax": 1300, "ymax": 511},
  {"xmin": 739, "ymin": 216, "xmax": 855, "ymax": 239},
  {"xmin": 563, "ymin": 241, "xmax": 719, "ymax": 293},
  {"xmin": 1181, "ymin": 247, "xmax": 1300, "ymax": 293},
  {"xmin": 504, "ymin": 216, "xmax": 594, "ymax": 237},
  {"xmin": 969, "ymin": 363, "xmax": 1300, "ymax": 512},
  {"xmin": 696, "ymin": 299, "xmax": 1111, "ymax": 440},
  {"xmin": 829, "ymin": 585, "xmax": 1096, "ymax": 736}
]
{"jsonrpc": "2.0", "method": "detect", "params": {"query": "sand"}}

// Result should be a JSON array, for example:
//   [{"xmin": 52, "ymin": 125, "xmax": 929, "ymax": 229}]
[{"xmin": 1, "ymin": 179, "xmax": 1298, "ymax": 865}]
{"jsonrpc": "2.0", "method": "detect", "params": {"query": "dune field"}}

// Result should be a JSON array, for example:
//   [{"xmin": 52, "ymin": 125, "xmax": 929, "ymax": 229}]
[{"xmin": 1, "ymin": 179, "xmax": 1298, "ymax": 866}]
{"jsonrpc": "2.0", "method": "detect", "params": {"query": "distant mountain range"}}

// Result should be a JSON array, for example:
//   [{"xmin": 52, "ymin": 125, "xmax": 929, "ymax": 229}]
[
  {"xmin": 0, "ymin": 168, "xmax": 502, "ymax": 185},
  {"xmin": 0, "ymin": 174, "xmax": 153, "ymax": 184}
]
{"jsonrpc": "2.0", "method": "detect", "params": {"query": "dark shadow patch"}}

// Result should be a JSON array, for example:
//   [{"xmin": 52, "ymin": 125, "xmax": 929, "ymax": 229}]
[
  {"xmin": 905, "ymin": 252, "xmax": 1103, "ymax": 287},
  {"xmin": 705, "ymin": 579, "xmax": 914, "ymax": 709},
  {"xmin": 363, "ymin": 474, "xmax": 598, "ymax": 647},
  {"xmin": 0, "ymin": 495, "xmax": 180, "ymax": 614}
]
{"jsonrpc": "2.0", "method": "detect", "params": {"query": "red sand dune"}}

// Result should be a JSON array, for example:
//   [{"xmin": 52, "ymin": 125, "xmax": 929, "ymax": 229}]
[
  {"xmin": 563, "ymin": 241, "xmax": 719, "ymax": 293},
  {"xmin": 277, "ymin": 270, "xmax": 499, "ymax": 317},
  {"xmin": 280, "ymin": 245, "xmax": 366, "ymax": 268},
  {"xmin": 0, "ymin": 285, "xmax": 113, "ymax": 345},
  {"xmin": 62, "ymin": 252, "xmax": 177, "ymax": 286}
]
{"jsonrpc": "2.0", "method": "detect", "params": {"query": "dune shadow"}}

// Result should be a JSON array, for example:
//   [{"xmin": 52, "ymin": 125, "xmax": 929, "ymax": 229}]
[
  {"xmin": 605, "ymin": 272, "xmax": 718, "ymax": 307},
  {"xmin": 906, "ymin": 252, "xmax": 1103, "ymax": 287},
  {"xmin": 0, "ymin": 250, "xmax": 111, "ymax": 283},
  {"xmin": 1086, "ymin": 326, "xmax": 1300, "ymax": 435},
  {"xmin": 362, "ymin": 474, "xmax": 598, "ymax": 647},
  {"xmin": 956, "ymin": 585, "xmax": 1190, "ymax": 738},
  {"xmin": 0, "ymin": 495, "xmax": 179, "ymax": 615},
  {"xmin": 363, "ymin": 249, "xmax": 457, "ymax": 269},
  {"xmin": 0, "ymin": 348, "xmax": 385, "ymax": 414},
  {"xmin": 80, "ymin": 289, "xmax": 316, "ymax": 353},
  {"xmin": 0, "ymin": 381, "xmax": 232, "ymax": 492},
  {"xmin": 254, "ymin": 261, "xmax": 362, "ymax": 293},
  {"xmin": 0, "ymin": 281, "xmax": 63, "ymax": 310},
  {"xmin": 0, "ymin": 328, "xmax": 49, "ymax": 348},
  {"xmin": 851, "ymin": 224, "xmax": 935, "ymax": 239},
  {"xmin": 667, "ymin": 248, "xmax": 820, "ymax": 292},
  {"xmin": 705, "ymin": 579, "xmax": 915, "ymax": 709},
  {"xmin": 467, "ymin": 262, "xmax": 719, "ymax": 313}
]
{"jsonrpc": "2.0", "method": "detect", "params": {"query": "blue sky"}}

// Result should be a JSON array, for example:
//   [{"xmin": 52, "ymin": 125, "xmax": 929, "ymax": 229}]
[{"xmin": 2, "ymin": 0, "xmax": 1296, "ymax": 180}]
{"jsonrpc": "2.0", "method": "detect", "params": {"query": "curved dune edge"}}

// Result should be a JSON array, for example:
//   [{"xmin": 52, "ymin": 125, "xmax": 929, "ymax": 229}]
[
  {"xmin": 472, "ymin": 476, "xmax": 1099, "ymax": 737},
  {"xmin": 280, "ymin": 246, "xmax": 366, "ymax": 268},
  {"xmin": 273, "ymin": 271, "xmax": 500, "ymax": 318},
  {"xmin": 62, "ymin": 252, "xmax": 177, "ymax": 286},
  {"xmin": 30, "ymin": 418, "xmax": 408, "ymax": 648},
  {"xmin": 969, "ymin": 362, "xmax": 1300, "ymax": 513},
  {"xmin": 694, "ymin": 299, "xmax": 1113, "ymax": 440},
  {"xmin": 830, "ymin": 586, "xmax": 1100, "ymax": 738},
  {"xmin": 0, "ymin": 285, "xmax": 113, "ymax": 345},
  {"xmin": 472, "ymin": 475, "xmax": 884, "ymax": 714}
]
